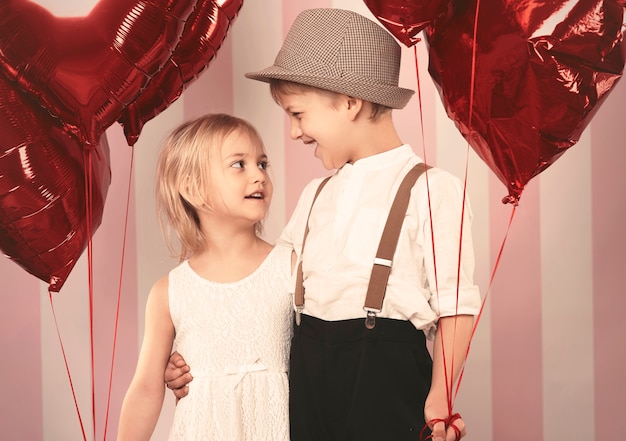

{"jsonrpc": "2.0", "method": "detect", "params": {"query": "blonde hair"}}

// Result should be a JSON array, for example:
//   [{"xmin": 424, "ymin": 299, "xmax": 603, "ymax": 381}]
[
  {"xmin": 156, "ymin": 113, "xmax": 266, "ymax": 261},
  {"xmin": 268, "ymin": 79, "xmax": 392, "ymax": 120}
]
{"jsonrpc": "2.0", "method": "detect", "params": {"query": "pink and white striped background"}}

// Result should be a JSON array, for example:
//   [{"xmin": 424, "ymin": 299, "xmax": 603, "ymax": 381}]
[{"xmin": 1, "ymin": 1, "xmax": 625, "ymax": 440}]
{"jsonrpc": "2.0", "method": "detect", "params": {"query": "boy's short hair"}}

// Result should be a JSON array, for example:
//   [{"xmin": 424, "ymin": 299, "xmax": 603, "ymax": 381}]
[
  {"xmin": 268, "ymin": 79, "xmax": 392, "ymax": 121},
  {"xmin": 246, "ymin": 8, "xmax": 414, "ymax": 110}
]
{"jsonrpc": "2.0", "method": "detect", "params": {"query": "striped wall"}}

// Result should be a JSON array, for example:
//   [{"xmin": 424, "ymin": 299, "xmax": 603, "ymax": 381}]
[{"xmin": 1, "ymin": 1, "xmax": 625, "ymax": 440}]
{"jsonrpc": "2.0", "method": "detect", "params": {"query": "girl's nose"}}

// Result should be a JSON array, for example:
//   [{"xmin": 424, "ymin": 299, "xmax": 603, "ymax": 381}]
[{"xmin": 252, "ymin": 167, "xmax": 266, "ymax": 184}]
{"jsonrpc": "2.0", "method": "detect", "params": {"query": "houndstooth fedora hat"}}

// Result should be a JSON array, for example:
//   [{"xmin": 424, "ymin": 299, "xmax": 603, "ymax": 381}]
[{"xmin": 245, "ymin": 8, "xmax": 414, "ymax": 109}]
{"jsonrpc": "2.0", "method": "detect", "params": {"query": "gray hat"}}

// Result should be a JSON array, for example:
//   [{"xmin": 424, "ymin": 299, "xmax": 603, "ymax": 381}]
[{"xmin": 245, "ymin": 8, "xmax": 414, "ymax": 109}]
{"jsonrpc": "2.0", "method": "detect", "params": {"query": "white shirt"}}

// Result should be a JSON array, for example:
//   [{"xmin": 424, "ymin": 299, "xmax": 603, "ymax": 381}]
[{"xmin": 278, "ymin": 145, "xmax": 481, "ymax": 338}]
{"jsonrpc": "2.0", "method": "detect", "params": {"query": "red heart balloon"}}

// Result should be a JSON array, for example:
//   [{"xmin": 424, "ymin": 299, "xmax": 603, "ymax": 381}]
[
  {"xmin": 426, "ymin": 0, "xmax": 625, "ymax": 204},
  {"xmin": 0, "ymin": 75, "xmax": 111, "ymax": 292},
  {"xmin": 0, "ymin": 0, "xmax": 198, "ymax": 146},
  {"xmin": 119, "ymin": 0, "xmax": 244, "ymax": 145},
  {"xmin": 363, "ymin": 0, "xmax": 450, "ymax": 47},
  {"xmin": 0, "ymin": 0, "xmax": 244, "ymax": 291}
]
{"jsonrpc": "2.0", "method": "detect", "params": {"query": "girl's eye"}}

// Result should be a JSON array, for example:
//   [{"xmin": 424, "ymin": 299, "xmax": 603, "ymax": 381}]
[
  {"xmin": 258, "ymin": 161, "xmax": 269, "ymax": 170},
  {"xmin": 231, "ymin": 160, "xmax": 244, "ymax": 168}
]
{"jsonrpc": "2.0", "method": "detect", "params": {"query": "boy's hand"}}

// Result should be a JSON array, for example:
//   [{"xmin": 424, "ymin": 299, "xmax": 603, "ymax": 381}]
[
  {"xmin": 164, "ymin": 351, "xmax": 192, "ymax": 400},
  {"xmin": 427, "ymin": 414, "xmax": 466, "ymax": 441},
  {"xmin": 424, "ymin": 395, "xmax": 466, "ymax": 441}
]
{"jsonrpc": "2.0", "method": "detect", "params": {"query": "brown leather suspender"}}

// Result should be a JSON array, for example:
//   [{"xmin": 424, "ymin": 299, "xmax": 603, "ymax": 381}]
[
  {"xmin": 294, "ymin": 176, "xmax": 331, "ymax": 325},
  {"xmin": 294, "ymin": 163, "xmax": 429, "ymax": 328},
  {"xmin": 362, "ymin": 162, "xmax": 429, "ymax": 328}
]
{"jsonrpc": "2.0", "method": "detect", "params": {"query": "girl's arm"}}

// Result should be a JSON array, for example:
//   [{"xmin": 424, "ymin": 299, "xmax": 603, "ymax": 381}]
[
  {"xmin": 425, "ymin": 314, "xmax": 473, "ymax": 441},
  {"xmin": 117, "ymin": 276, "xmax": 175, "ymax": 441}
]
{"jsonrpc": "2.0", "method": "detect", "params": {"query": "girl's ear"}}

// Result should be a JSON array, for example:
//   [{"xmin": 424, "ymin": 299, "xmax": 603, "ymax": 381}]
[{"xmin": 178, "ymin": 179, "xmax": 204, "ymax": 209}]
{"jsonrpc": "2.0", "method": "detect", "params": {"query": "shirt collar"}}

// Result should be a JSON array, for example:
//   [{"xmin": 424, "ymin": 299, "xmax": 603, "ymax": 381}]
[{"xmin": 339, "ymin": 144, "xmax": 417, "ymax": 176}]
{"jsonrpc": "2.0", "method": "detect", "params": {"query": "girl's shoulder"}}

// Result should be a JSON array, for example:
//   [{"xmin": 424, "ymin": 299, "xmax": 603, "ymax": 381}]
[
  {"xmin": 150, "ymin": 274, "xmax": 169, "ymax": 296},
  {"xmin": 146, "ymin": 273, "xmax": 171, "ymax": 313}
]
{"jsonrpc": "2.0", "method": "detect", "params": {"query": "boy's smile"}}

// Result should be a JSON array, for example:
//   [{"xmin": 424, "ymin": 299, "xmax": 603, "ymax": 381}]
[
  {"xmin": 280, "ymin": 90, "xmax": 356, "ymax": 170},
  {"xmin": 301, "ymin": 138, "xmax": 319, "ymax": 158}
]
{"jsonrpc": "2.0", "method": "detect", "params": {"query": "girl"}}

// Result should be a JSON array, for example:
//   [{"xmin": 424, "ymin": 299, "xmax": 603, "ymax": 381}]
[{"xmin": 117, "ymin": 114, "xmax": 293, "ymax": 441}]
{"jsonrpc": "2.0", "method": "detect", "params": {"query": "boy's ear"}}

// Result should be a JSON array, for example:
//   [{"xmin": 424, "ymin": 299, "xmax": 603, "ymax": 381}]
[{"xmin": 345, "ymin": 96, "xmax": 364, "ymax": 120}]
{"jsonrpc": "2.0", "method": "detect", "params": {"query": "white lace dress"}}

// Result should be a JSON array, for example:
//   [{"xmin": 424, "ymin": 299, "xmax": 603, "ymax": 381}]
[{"xmin": 167, "ymin": 245, "xmax": 293, "ymax": 441}]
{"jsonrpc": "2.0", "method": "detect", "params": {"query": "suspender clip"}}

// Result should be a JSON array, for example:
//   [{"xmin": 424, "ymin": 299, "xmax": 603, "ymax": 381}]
[
  {"xmin": 295, "ymin": 307, "xmax": 303, "ymax": 326},
  {"xmin": 364, "ymin": 308, "xmax": 380, "ymax": 330}
]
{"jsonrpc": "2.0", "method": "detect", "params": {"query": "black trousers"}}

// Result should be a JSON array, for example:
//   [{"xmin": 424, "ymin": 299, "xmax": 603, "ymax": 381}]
[{"xmin": 289, "ymin": 314, "xmax": 433, "ymax": 441}]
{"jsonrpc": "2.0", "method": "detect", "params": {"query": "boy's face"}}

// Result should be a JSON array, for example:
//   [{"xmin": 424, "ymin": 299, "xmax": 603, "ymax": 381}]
[{"xmin": 278, "ymin": 89, "xmax": 356, "ymax": 170}]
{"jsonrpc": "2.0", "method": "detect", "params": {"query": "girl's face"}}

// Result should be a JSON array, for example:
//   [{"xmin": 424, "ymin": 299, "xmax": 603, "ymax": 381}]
[
  {"xmin": 279, "ymin": 89, "xmax": 356, "ymax": 170},
  {"xmin": 205, "ymin": 129, "xmax": 273, "ymax": 228}
]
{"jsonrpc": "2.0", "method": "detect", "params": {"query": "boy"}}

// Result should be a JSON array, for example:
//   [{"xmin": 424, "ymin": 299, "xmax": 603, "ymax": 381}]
[{"xmin": 165, "ymin": 8, "xmax": 481, "ymax": 441}]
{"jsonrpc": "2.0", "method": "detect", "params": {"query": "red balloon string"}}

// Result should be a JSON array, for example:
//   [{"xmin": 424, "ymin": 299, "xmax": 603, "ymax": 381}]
[
  {"xmin": 448, "ymin": 0, "xmax": 482, "ymax": 405},
  {"xmin": 412, "ymin": 42, "xmax": 456, "ymax": 440},
  {"xmin": 420, "ymin": 413, "xmax": 462, "ymax": 441},
  {"xmin": 438, "ymin": 0, "xmax": 483, "ymax": 407},
  {"xmin": 410, "ymin": 44, "xmax": 443, "ymax": 393},
  {"xmin": 447, "ymin": 207, "xmax": 518, "ymax": 439},
  {"xmin": 84, "ymin": 148, "xmax": 97, "ymax": 440},
  {"xmin": 420, "ymin": 1, "xmax": 485, "ymax": 438},
  {"xmin": 460, "ymin": 204, "xmax": 517, "ymax": 385},
  {"xmin": 411, "ymin": 43, "xmax": 437, "ymax": 300},
  {"xmin": 103, "ymin": 146, "xmax": 135, "ymax": 441},
  {"xmin": 47, "ymin": 292, "xmax": 88, "ymax": 441},
  {"xmin": 49, "ymin": 144, "xmax": 133, "ymax": 441},
  {"xmin": 411, "ymin": 43, "xmax": 439, "ymax": 313},
  {"xmin": 42, "ymin": 148, "xmax": 103, "ymax": 441},
  {"xmin": 412, "ymin": 45, "xmax": 428, "ymax": 162}
]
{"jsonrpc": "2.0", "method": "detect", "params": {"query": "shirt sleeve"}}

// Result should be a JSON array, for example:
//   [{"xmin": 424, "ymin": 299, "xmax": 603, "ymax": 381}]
[{"xmin": 415, "ymin": 170, "xmax": 482, "ymax": 319}]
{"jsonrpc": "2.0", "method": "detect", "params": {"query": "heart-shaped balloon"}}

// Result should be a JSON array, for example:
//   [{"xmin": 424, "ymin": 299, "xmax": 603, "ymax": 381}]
[
  {"xmin": 363, "ymin": 0, "xmax": 450, "ymax": 47},
  {"xmin": 426, "ymin": 0, "xmax": 625, "ymax": 203},
  {"xmin": 119, "ymin": 0, "xmax": 244, "ymax": 145},
  {"xmin": 0, "ymin": 0, "xmax": 243, "ymax": 291},
  {"xmin": 0, "ymin": 75, "xmax": 111, "ymax": 292},
  {"xmin": 0, "ymin": 0, "xmax": 198, "ymax": 147}
]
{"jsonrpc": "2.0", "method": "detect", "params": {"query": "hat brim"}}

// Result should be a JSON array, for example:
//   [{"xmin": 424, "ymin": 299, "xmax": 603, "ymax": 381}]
[{"xmin": 246, "ymin": 65, "xmax": 414, "ymax": 110}]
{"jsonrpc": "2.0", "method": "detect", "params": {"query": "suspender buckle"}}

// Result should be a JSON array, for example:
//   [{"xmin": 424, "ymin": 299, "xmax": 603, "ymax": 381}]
[
  {"xmin": 373, "ymin": 257, "xmax": 392, "ymax": 267},
  {"xmin": 364, "ymin": 308, "xmax": 380, "ymax": 330},
  {"xmin": 295, "ymin": 307, "xmax": 303, "ymax": 326}
]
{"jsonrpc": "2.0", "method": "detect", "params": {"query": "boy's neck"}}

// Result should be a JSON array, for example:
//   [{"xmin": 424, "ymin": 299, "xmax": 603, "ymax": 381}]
[{"xmin": 349, "ymin": 114, "xmax": 404, "ymax": 161}]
